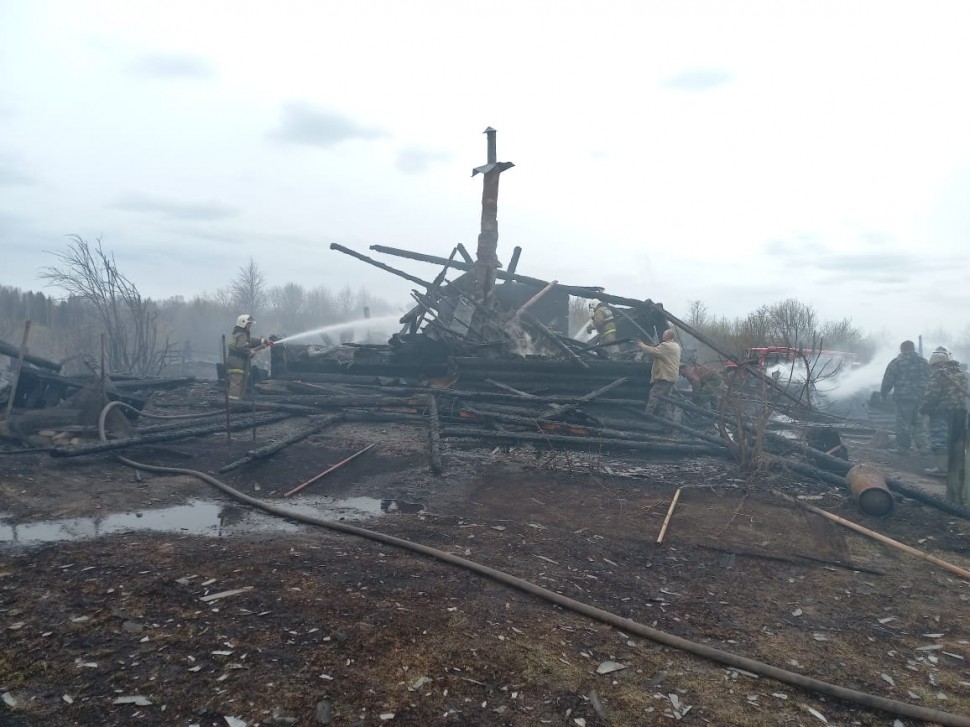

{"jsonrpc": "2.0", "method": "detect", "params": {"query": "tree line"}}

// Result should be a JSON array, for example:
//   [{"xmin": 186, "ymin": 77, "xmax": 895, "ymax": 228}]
[
  {"xmin": 0, "ymin": 236, "xmax": 395, "ymax": 376},
  {"xmin": 683, "ymin": 298, "xmax": 877, "ymax": 364},
  {"xmin": 4, "ymin": 236, "xmax": 967, "ymax": 378}
]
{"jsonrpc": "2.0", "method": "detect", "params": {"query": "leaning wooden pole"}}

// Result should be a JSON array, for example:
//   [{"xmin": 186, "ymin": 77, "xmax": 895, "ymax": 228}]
[
  {"xmin": 778, "ymin": 492, "xmax": 970, "ymax": 581},
  {"xmin": 513, "ymin": 280, "xmax": 557, "ymax": 319},
  {"xmin": 656, "ymin": 488, "xmax": 682, "ymax": 545},
  {"xmin": 3, "ymin": 320, "xmax": 32, "ymax": 420},
  {"xmin": 542, "ymin": 377, "xmax": 629, "ymax": 419},
  {"xmin": 520, "ymin": 311, "xmax": 589, "ymax": 369},
  {"xmin": 329, "ymin": 243, "xmax": 435, "ymax": 289}
]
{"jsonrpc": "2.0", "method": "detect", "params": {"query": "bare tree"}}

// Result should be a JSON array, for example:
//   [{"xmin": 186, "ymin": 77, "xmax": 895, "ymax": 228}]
[
  {"xmin": 335, "ymin": 285, "xmax": 356, "ymax": 321},
  {"xmin": 230, "ymin": 257, "xmax": 267, "ymax": 315},
  {"xmin": 686, "ymin": 299, "xmax": 709, "ymax": 328},
  {"xmin": 40, "ymin": 235, "xmax": 174, "ymax": 376},
  {"xmin": 762, "ymin": 298, "xmax": 818, "ymax": 349},
  {"xmin": 568, "ymin": 297, "xmax": 591, "ymax": 338},
  {"xmin": 269, "ymin": 283, "xmax": 308, "ymax": 332}
]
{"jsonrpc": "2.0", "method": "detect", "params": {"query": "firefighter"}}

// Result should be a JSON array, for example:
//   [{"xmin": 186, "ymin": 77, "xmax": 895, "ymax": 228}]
[
  {"xmin": 227, "ymin": 314, "xmax": 274, "ymax": 400},
  {"xmin": 586, "ymin": 296, "xmax": 618, "ymax": 346},
  {"xmin": 920, "ymin": 347, "xmax": 968, "ymax": 476}
]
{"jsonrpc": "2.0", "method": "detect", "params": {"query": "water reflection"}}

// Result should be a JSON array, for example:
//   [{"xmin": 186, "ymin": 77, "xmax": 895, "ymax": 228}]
[{"xmin": 0, "ymin": 495, "xmax": 388, "ymax": 548}]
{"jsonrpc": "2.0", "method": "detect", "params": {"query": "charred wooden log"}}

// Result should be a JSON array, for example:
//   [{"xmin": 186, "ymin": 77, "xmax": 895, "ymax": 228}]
[
  {"xmin": 458, "ymin": 407, "xmax": 667, "ymax": 443},
  {"xmin": 441, "ymin": 425, "xmax": 730, "ymax": 457},
  {"xmin": 50, "ymin": 411, "xmax": 294, "ymax": 457},
  {"xmin": 542, "ymin": 378, "xmax": 630, "ymax": 419},
  {"xmin": 218, "ymin": 413, "xmax": 344, "ymax": 473},
  {"xmin": 0, "ymin": 337, "xmax": 61, "ymax": 371}
]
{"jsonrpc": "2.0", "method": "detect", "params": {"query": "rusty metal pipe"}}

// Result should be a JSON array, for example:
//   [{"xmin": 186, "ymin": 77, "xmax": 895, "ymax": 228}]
[
  {"xmin": 283, "ymin": 443, "xmax": 377, "ymax": 498},
  {"xmin": 846, "ymin": 464, "xmax": 895, "ymax": 517}
]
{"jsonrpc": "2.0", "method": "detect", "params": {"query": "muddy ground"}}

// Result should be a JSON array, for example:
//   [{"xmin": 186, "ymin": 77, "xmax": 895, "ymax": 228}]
[{"xmin": 2, "ymin": 384, "xmax": 970, "ymax": 727}]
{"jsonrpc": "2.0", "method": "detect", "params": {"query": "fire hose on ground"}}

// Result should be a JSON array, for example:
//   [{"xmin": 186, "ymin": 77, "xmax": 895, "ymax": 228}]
[{"xmin": 94, "ymin": 401, "xmax": 970, "ymax": 726}]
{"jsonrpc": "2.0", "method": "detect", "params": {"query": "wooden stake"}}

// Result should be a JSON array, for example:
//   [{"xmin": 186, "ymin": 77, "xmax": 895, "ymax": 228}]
[
  {"xmin": 428, "ymin": 394, "xmax": 443, "ymax": 474},
  {"xmin": 221, "ymin": 334, "xmax": 231, "ymax": 441},
  {"xmin": 3, "ymin": 320, "xmax": 32, "ymax": 420},
  {"xmin": 656, "ymin": 487, "xmax": 682, "ymax": 545}
]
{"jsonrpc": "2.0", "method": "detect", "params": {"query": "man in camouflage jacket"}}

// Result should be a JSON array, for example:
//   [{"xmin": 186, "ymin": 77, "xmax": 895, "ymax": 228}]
[
  {"xmin": 880, "ymin": 340, "xmax": 930, "ymax": 454},
  {"xmin": 920, "ymin": 347, "xmax": 969, "ymax": 474}
]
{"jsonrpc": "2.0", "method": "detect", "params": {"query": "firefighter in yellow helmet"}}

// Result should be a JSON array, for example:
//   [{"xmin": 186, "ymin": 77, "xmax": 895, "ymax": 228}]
[
  {"xmin": 227, "ymin": 314, "xmax": 274, "ymax": 400},
  {"xmin": 586, "ymin": 293, "xmax": 618, "ymax": 347}
]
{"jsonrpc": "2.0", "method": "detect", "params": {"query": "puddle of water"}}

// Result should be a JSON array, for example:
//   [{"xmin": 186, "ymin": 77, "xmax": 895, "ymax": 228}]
[{"xmin": 0, "ymin": 496, "xmax": 388, "ymax": 548}]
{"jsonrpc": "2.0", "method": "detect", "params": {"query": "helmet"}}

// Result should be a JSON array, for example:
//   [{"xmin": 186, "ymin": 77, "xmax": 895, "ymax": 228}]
[
  {"xmin": 930, "ymin": 347, "xmax": 950, "ymax": 365},
  {"xmin": 236, "ymin": 314, "xmax": 254, "ymax": 328}
]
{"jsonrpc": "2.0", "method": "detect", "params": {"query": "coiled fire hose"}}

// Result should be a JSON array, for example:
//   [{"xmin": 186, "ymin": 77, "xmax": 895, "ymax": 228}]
[{"xmin": 97, "ymin": 401, "xmax": 970, "ymax": 726}]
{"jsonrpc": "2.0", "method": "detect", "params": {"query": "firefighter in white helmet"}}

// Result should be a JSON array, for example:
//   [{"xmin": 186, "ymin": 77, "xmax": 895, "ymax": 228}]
[{"xmin": 227, "ymin": 314, "xmax": 274, "ymax": 400}]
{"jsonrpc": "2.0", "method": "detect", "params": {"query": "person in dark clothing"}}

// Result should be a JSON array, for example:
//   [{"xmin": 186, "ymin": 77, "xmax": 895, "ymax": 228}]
[
  {"xmin": 680, "ymin": 363, "xmax": 724, "ymax": 411},
  {"xmin": 920, "ymin": 347, "xmax": 969, "ymax": 476},
  {"xmin": 880, "ymin": 340, "xmax": 930, "ymax": 454}
]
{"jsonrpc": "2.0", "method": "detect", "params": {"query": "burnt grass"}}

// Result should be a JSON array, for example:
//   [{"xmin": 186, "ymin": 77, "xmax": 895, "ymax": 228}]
[{"xmin": 2, "ymin": 397, "xmax": 970, "ymax": 726}]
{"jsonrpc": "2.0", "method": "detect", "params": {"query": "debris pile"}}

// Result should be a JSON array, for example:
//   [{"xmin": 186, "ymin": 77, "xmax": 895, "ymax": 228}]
[{"xmin": 0, "ymin": 334, "xmax": 194, "ymax": 449}]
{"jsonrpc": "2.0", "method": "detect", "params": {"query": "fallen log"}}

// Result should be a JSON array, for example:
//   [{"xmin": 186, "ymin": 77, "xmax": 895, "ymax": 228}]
[
  {"xmin": 485, "ymin": 378, "xmax": 540, "ymax": 399},
  {"xmin": 343, "ymin": 410, "xmax": 431, "ymax": 424},
  {"xmin": 543, "ymin": 377, "xmax": 629, "ymax": 419},
  {"xmin": 218, "ymin": 413, "xmax": 344, "ymax": 473},
  {"xmin": 50, "ymin": 411, "xmax": 294, "ymax": 457},
  {"xmin": 460, "ymin": 407, "xmax": 665, "ymax": 443},
  {"xmin": 441, "ymin": 426, "xmax": 730, "ymax": 457},
  {"xmin": 0, "ymin": 335, "xmax": 61, "ymax": 372},
  {"xmin": 111, "ymin": 376, "xmax": 198, "ymax": 391},
  {"xmin": 257, "ymin": 395, "xmax": 428, "ymax": 410}
]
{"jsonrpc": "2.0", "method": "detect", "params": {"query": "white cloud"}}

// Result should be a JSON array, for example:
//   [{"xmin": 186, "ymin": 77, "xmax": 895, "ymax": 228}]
[{"xmin": 1, "ymin": 0, "xmax": 969, "ymax": 344}]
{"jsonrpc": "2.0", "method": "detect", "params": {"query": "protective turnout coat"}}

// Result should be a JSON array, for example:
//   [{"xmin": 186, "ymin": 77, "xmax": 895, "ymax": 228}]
[{"xmin": 922, "ymin": 360, "xmax": 968, "ymax": 415}]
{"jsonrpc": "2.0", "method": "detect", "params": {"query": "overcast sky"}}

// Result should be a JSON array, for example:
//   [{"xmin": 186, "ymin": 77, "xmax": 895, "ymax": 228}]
[{"xmin": 1, "ymin": 0, "xmax": 968, "ymax": 341}]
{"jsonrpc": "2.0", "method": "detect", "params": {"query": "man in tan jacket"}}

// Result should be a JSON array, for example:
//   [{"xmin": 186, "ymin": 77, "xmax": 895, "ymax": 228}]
[{"xmin": 637, "ymin": 329, "xmax": 682, "ymax": 420}]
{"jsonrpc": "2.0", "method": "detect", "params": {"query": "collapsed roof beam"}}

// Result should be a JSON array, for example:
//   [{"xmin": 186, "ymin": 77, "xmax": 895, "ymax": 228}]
[
  {"xmin": 364, "ymin": 243, "xmax": 806, "ymax": 407},
  {"xmin": 330, "ymin": 243, "xmax": 435, "ymax": 289},
  {"xmin": 369, "ymin": 245, "xmax": 619, "ymax": 304}
]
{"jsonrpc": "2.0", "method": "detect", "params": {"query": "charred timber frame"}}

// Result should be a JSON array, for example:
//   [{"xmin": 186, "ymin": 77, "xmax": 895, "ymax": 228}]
[{"xmin": 365, "ymin": 243, "xmax": 807, "ymax": 409}]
